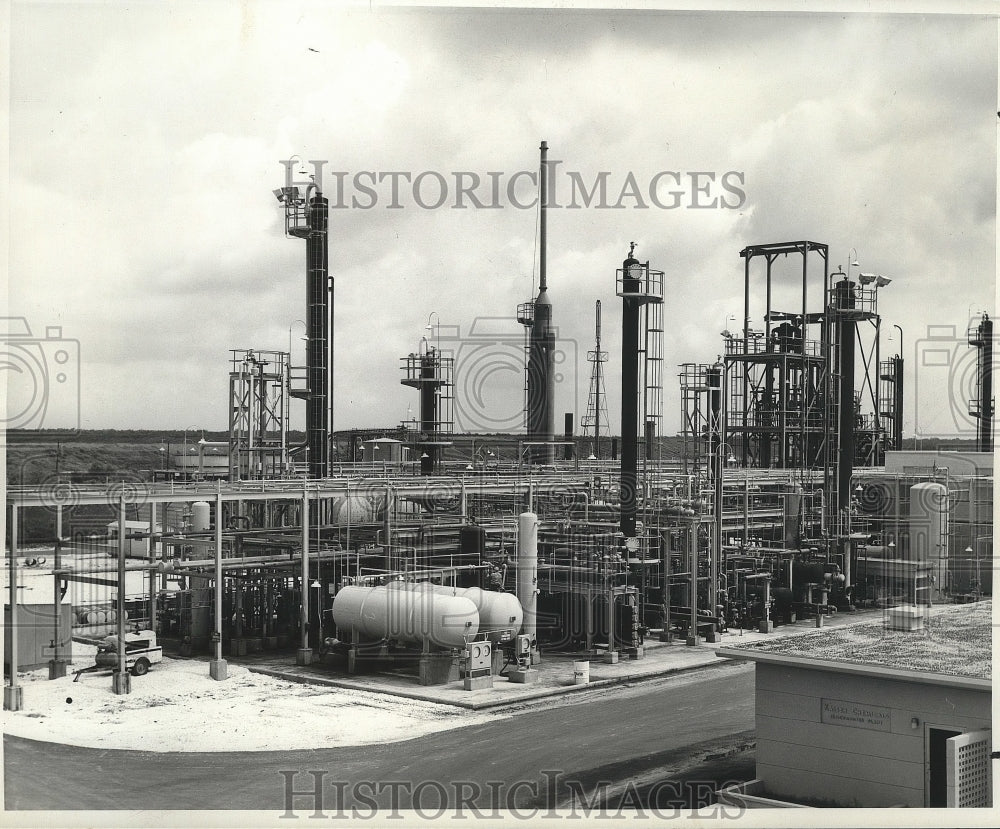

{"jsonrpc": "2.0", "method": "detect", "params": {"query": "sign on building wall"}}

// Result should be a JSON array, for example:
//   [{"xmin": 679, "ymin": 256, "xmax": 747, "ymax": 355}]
[{"xmin": 820, "ymin": 698, "xmax": 892, "ymax": 731}]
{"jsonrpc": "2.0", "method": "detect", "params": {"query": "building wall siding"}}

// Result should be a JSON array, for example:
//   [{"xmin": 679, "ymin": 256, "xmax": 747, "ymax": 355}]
[{"xmin": 754, "ymin": 662, "xmax": 991, "ymax": 807}]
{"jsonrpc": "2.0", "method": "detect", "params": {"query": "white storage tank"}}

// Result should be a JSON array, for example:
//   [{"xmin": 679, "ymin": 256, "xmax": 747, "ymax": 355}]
[
  {"xmin": 435, "ymin": 586, "xmax": 523, "ymax": 642},
  {"xmin": 908, "ymin": 482, "xmax": 948, "ymax": 564},
  {"xmin": 332, "ymin": 581, "xmax": 479, "ymax": 649},
  {"xmin": 909, "ymin": 481, "xmax": 948, "ymax": 592},
  {"xmin": 191, "ymin": 501, "xmax": 212, "ymax": 532}
]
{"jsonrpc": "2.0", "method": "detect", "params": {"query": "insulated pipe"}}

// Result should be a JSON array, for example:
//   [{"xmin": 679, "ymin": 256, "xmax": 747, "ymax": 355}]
[
  {"xmin": 620, "ymin": 250, "xmax": 642, "ymax": 538},
  {"xmin": 117, "ymin": 494, "xmax": 127, "ymax": 678},
  {"xmin": 517, "ymin": 512, "xmax": 538, "ymax": 639}
]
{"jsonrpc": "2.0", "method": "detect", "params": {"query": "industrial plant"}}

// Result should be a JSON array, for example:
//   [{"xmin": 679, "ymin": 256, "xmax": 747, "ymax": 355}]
[{"xmin": 5, "ymin": 141, "xmax": 994, "ymax": 812}]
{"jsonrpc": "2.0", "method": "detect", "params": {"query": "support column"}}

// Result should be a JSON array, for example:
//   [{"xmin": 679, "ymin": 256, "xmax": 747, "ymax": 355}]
[
  {"xmin": 148, "ymin": 500, "xmax": 157, "ymax": 632},
  {"xmin": 687, "ymin": 519, "xmax": 700, "ymax": 647},
  {"xmin": 209, "ymin": 485, "xmax": 228, "ymax": 680},
  {"xmin": 5, "ymin": 506, "xmax": 23, "ymax": 710},
  {"xmin": 296, "ymin": 484, "xmax": 313, "ymax": 665},
  {"xmin": 112, "ymin": 494, "xmax": 131, "ymax": 695},
  {"xmin": 49, "ymin": 503, "xmax": 67, "ymax": 679}
]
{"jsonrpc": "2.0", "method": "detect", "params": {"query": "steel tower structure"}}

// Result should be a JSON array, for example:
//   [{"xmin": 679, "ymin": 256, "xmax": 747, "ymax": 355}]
[
  {"xmin": 400, "ymin": 343, "xmax": 454, "ymax": 475},
  {"xmin": 582, "ymin": 300, "xmax": 610, "ymax": 458},
  {"xmin": 228, "ymin": 349, "xmax": 289, "ymax": 481}
]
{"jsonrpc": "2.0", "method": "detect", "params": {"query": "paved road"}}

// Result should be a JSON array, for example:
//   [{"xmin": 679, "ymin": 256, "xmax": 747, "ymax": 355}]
[{"xmin": 5, "ymin": 662, "xmax": 754, "ymax": 814}]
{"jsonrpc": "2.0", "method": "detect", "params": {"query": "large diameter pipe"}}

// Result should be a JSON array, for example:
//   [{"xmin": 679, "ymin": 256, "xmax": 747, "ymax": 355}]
[
  {"xmin": 331, "ymin": 582, "xmax": 479, "ymax": 649},
  {"xmin": 517, "ymin": 512, "xmax": 538, "ymax": 638}
]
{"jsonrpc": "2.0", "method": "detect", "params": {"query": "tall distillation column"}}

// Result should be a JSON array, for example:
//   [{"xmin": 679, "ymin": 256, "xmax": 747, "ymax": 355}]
[
  {"xmin": 274, "ymin": 160, "xmax": 330, "ymax": 479},
  {"xmin": 969, "ymin": 313, "xmax": 994, "ymax": 452},
  {"xmin": 401, "ymin": 342, "xmax": 454, "ymax": 475},
  {"xmin": 832, "ymin": 276, "xmax": 857, "ymax": 516},
  {"xmin": 616, "ymin": 244, "xmax": 663, "ymax": 540},
  {"xmin": 525, "ymin": 141, "xmax": 556, "ymax": 464}
]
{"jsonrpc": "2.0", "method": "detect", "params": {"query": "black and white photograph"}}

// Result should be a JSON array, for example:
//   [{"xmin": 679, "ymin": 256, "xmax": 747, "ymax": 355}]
[{"xmin": 3, "ymin": 1, "xmax": 996, "ymax": 825}]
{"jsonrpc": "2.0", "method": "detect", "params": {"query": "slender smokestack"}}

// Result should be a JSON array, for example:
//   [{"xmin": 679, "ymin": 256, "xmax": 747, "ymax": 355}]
[
  {"xmin": 539, "ymin": 141, "xmax": 547, "ymax": 292},
  {"xmin": 526, "ymin": 141, "xmax": 555, "ymax": 463}
]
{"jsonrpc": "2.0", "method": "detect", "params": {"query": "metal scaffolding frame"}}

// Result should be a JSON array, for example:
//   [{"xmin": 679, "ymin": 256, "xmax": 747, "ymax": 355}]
[{"xmin": 228, "ymin": 349, "xmax": 290, "ymax": 481}]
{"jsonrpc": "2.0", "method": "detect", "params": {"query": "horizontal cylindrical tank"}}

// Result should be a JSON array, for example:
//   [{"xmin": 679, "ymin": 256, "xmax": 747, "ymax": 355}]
[
  {"xmin": 435, "ymin": 586, "xmax": 522, "ymax": 641},
  {"xmin": 191, "ymin": 501, "xmax": 211, "ymax": 532},
  {"xmin": 332, "ymin": 582, "xmax": 478, "ymax": 649}
]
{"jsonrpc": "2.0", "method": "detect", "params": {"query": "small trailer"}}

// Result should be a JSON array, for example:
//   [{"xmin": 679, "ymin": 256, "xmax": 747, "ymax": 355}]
[{"xmin": 93, "ymin": 630, "xmax": 163, "ymax": 676}]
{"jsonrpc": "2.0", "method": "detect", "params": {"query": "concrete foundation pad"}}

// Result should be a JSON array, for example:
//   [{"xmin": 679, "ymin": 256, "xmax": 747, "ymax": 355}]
[
  {"xmin": 758, "ymin": 620, "xmax": 775, "ymax": 633},
  {"xmin": 112, "ymin": 672, "xmax": 131, "ymax": 695},
  {"xmin": 603, "ymin": 651, "xmax": 619, "ymax": 664},
  {"xmin": 658, "ymin": 631, "xmax": 674, "ymax": 643},
  {"xmin": 295, "ymin": 648, "xmax": 313, "ymax": 666},
  {"xmin": 229, "ymin": 606, "xmax": 890, "ymax": 711},
  {"xmin": 626, "ymin": 646, "xmax": 644, "ymax": 659},
  {"xmin": 48, "ymin": 660, "xmax": 68, "ymax": 680},
  {"xmin": 507, "ymin": 668, "xmax": 539, "ymax": 684},
  {"xmin": 704, "ymin": 631, "xmax": 722, "ymax": 644},
  {"xmin": 686, "ymin": 636, "xmax": 700, "ymax": 647},
  {"xmin": 4, "ymin": 686, "xmax": 24, "ymax": 711},
  {"xmin": 463, "ymin": 675, "xmax": 493, "ymax": 691},
  {"xmin": 419, "ymin": 654, "xmax": 460, "ymax": 686},
  {"xmin": 209, "ymin": 659, "xmax": 228, "ymax": 681}
]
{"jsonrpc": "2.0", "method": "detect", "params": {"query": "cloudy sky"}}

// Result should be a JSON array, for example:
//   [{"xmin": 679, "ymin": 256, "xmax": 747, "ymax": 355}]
[{"xmin": 6, "ymin": 2, "xmax": 997, "ymax": 441}]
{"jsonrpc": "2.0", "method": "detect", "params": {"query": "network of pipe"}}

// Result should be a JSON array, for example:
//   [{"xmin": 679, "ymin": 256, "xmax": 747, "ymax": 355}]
[{"xmin": 167, "ymin": 141, "xmax": 989, "ymax": 685}]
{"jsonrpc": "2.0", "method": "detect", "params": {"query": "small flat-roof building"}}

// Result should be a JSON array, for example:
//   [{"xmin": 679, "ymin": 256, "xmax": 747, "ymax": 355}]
[{"xmin": 716, "ymin": 602, "xmax": 992, "ymax": 808}]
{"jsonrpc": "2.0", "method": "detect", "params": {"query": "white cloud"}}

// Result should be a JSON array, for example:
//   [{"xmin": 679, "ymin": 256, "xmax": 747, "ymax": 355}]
[{"xmin": 7, "ymin": 6, "xmax": 996, "ymax": 440}]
